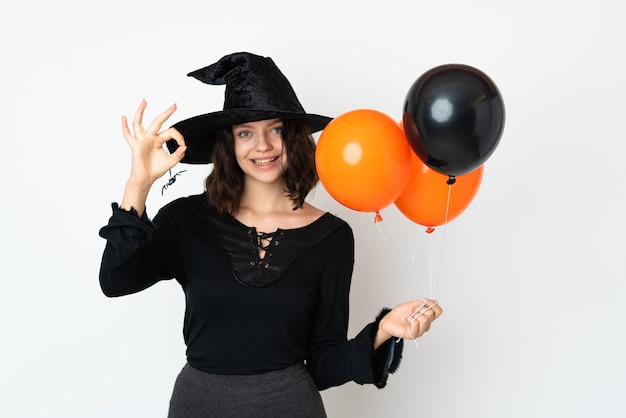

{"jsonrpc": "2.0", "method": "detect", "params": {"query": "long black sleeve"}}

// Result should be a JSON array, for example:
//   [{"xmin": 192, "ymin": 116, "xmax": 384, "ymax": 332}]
[{"xmin": 98, "ymin": 203, "xmax": 177, "ymax": 297}]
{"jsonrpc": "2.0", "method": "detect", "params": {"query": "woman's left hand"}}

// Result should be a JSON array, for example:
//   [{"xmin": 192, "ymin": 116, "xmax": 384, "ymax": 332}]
[{"xmin": 374, "ymin": 298, "xmax": 443, "ymax": 349}]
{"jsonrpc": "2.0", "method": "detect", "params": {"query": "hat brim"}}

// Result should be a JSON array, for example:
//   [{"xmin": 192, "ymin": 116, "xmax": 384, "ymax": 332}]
[{"xmin": 167, "ymin": 110, "xmax": 333, "ymax": 164}]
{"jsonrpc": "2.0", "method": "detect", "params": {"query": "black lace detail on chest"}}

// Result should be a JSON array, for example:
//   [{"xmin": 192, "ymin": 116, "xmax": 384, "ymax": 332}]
[
  {"xmin": 255, "ymin": 230, "xmax": 276, "ymax": 260},
  {"xmin": 206, "ymin": 211, "xmax": 345, "ymax": 287}
]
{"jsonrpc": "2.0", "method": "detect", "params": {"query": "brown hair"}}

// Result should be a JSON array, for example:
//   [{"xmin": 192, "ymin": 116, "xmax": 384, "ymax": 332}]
[{"xmin": 205, "ymin": 119, "xmax": 318, "ymax": 216}]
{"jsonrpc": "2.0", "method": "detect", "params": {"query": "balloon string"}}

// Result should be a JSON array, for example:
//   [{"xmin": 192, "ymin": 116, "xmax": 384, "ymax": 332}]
[
  {"xmin": 411, "ymin": 232, "xmax": 427, "ymax": 261},
  {"xmin": 444, "ymin": 181, "xmax": 452, "ymax": 225},
  {"xmin": 402, "ymin": 185, "xmax": 451, "ymax": 353},
  {"xmin": 405, "ymin": 323, "xmax": 420, "ymax": 351},
  {"xmin": 428, "ymin": 233, "xmax": 434, "ymax": 298},
  {"xmin": 375, "ymin": 218, "xmax": 387, "ymax": 242},
  {"xmin": 373, "ymin": 186, "xmax": 451, "ymax": 350},
  {"xmin": 430, "ymin": 182, "xmax": 454, "ymax": 299}
]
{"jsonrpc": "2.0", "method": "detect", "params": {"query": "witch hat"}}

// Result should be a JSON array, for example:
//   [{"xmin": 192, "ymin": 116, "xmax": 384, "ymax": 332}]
[{"xmin": 167, "ymin": 52, "xmax": 333, "ymax": 164}]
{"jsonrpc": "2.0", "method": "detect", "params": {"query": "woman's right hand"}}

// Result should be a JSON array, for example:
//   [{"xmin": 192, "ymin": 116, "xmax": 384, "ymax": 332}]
[
  {"xmin": 122, "ymin": 100, "xmax": 186, "ymax": 187},
  {"xmin": 119, "ymin": 100, "xmax": 186, "ymax": 214}
]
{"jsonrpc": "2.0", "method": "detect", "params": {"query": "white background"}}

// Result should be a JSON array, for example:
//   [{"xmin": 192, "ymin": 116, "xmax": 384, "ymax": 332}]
[{"xmin": 1, "ymin": 0, "xmax": 625, "ymax": 417}]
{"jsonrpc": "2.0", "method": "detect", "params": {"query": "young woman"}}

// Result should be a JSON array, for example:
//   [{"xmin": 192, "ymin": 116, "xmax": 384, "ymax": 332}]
[{"xmin": 99, "ymin": 52, "xmax": 442, "ymax": 417}]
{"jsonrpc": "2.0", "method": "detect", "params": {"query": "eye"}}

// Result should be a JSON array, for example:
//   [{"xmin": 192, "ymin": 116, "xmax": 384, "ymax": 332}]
[
  {"xmin": 270, "ymin": 126, "xmax": 283, "ymax": 135},
  {"xmin": 235, "ymin": 129, "xmax": 252, "ymax": 139}
]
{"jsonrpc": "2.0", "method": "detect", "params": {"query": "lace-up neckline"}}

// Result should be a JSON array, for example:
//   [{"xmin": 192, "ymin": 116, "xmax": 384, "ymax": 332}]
[
  {"xmin": 255, "ymin": 230, "xmax": 277, "ymax": 261},
  {"xmin": 205, "ymin": 207, "xmax": 345, "ymax": 287}
]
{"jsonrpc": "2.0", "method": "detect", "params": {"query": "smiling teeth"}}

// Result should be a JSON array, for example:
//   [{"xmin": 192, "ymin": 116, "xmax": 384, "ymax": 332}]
[{"xmin": 254, "ymin": 157, "xmax": 278, "ymax": 165}]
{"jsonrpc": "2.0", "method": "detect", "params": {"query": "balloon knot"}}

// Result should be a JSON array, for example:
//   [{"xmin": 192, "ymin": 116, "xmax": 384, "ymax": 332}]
[
  {"xmin": 425, "ymin": 226, "xmax": 435, "ymax": 234},
  {"xmin": 447, "ymin": 175, "xmax": 457, "ymax": 185},
  {"xmin": 374, "ymin": 212, "xmax": 383, "ymax": 223}
]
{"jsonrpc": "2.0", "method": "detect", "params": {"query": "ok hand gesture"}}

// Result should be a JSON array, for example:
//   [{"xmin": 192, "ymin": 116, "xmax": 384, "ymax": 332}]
[
  {"xmin": 122, "ymin": 100, "xmax": 186, "ymax": 186},
  {"xmin": 119, "ymin": 100, "xmax": 186, "ymax": 214}
]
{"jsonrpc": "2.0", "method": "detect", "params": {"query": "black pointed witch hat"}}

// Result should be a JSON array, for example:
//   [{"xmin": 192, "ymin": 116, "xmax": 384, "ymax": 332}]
[{"xmin": 167, "ymin": 52, "xmax": 333, "ymax": 164}]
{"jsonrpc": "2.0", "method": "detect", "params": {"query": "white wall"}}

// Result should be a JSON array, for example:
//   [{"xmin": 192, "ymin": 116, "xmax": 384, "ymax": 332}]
[{"xmin": 1, "ymin": 1, "xmax": 624, "ymax": 417}]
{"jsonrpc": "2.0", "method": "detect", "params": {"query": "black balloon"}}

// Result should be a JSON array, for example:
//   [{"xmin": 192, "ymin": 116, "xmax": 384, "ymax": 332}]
[{"xmin": 403, "ymin": 64, "xmax": 505, "ymax": 176}]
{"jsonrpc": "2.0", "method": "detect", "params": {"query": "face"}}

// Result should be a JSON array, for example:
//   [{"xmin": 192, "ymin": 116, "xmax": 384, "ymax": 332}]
[{"xmin": 232, "ymin": 118, "xmax": 288, "ymax": 186}]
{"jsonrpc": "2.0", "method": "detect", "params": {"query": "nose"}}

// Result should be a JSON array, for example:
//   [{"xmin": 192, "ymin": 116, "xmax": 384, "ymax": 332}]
[{"xmin": 255, "ymin": 133, "xmax": 272, "ymax": 151}]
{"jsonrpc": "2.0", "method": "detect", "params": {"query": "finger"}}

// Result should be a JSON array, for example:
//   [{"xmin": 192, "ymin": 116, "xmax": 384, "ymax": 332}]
[
  {"xmin": 422, "ymin": 302, "xmax": 441, "ymax": 324},
  {"xmin": 155, "ymin": 127, "xmax": 185, "ymax": 154},
  {"xmin": 132, "ymin": 99, "xmax": 148, "ymax": 136},
  {"xmin": 417, "ymin": 314, "xmax": 432, "ymax": 335},
  {"xmin": 158, "ymin": 127, "xmax": 185, "ymax": 145},
  {"xmin": 426, "ymin": 308, "xmax": 436, "ymax": 322},
  {"xmin": 408, "ymin": 298, "xmax": 436, "ymax": 322},
  {"xmin": 168, "ymin": 142, "xmax": 187, "ymax": 166},
  {"xmin": 156, "ymin": 127, "xmax": 186, "ymax": 165},
  {"xmin": 430, "ymin": 303, "xmax": 443, "ymax": 320},
  {"xmin": 407, "ymin": 299, "xmax": 430, "ymax": 320},
  {"xmin": 421, "ymin": 299, "xmax": 440, "ymax": 318},
  {"xmin": 146, "ymin": 103, "xmax": 177, "ymax": 134},
  {"xmin": 169, "ymin": 144, "xmax": 187, "ymax": 165},
  {"xmin": 413, "ymin": 308, "xmax": 435, "ymax": 335},
  {"xmin": 422, "ymin": 317, "xmax": 432, "ymax": 333},
  {"xmin": 121, "ymin": 115, "xmax": 133, "ymax": 145}
]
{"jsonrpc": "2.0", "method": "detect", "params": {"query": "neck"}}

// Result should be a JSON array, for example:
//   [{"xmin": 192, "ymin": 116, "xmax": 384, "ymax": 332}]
[{"xmin": 238, "ymin": 179, "xmax": 294, "ymax": 215}]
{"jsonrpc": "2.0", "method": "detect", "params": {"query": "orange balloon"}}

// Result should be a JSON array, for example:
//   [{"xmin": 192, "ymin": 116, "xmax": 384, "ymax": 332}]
[
  {"xmin": 316, "ymin": 109, "xmax": 411, "ymax": 215},
  {"xmin": 394, "ymin": 152, "xmax": 484, "ymax": 228}
]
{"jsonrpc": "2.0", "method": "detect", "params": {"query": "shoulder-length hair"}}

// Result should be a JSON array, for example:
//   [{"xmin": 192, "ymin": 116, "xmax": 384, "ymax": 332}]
[{"xmin": 205, "ymin": 118, "xmax": 318, "ymax": 216}]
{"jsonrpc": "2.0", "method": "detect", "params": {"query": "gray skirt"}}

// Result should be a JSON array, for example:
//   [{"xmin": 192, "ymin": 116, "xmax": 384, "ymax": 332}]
[{"xmin": 168, "ymin": 363, "xmax": 327, "ymax": 418}]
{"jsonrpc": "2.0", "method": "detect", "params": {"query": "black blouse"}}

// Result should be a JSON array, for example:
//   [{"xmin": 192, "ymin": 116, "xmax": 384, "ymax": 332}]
[{"xmin": 99, "ymin": 194, "xmax": 402, "ymax": 389}]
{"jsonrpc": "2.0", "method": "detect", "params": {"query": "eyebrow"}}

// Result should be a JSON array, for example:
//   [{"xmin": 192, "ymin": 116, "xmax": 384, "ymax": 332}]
[{"xmin": 233, "ymin": 119, "xmax": 283, "ymax": 129}]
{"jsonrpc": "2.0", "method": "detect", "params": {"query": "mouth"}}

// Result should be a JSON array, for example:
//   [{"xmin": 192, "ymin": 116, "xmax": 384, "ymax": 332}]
[{"xmin": 252, "ymin": 156, "xmax": 280, "ymax": 166}]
